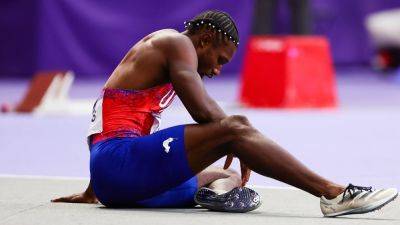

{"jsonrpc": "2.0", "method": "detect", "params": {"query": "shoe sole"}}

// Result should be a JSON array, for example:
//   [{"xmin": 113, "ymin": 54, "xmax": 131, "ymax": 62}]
[
  {"xmin": 194, "ymin": 187, "xmax": 261, "ymax": 213},
  {"xmin": 324, "ymin": 192, "xmax": 398, "ymax": 217}
]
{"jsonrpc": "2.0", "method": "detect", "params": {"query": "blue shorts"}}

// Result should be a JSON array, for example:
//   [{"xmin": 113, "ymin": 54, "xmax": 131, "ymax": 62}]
[{"xmin": 89, "ymin": 125, "xmax": 198, "ymax": 207}]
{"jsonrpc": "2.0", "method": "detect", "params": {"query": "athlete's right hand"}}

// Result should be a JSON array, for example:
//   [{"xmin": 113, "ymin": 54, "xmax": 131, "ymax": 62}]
[
  {"xmin": 224, "ymin": 154, "xmax": 251, "ymax": 186},
  {"xmin": 223, "ymin": 154, "xmax": 234, "ymax": 169},
  {"xmin": 51, "ymin": 192, "xmax": 99, "ymax": 204}
]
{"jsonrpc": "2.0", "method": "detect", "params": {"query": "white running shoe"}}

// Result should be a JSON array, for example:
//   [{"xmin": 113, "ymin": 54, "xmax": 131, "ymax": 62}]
[{"xmin": 320, "ymin": 184, "xmax": 398, "ymax": 217}]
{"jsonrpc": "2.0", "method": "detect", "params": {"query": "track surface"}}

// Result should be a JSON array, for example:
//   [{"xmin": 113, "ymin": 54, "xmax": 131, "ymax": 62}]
[
  {"xmin": 0, "ymin": 177, "xmax": 399, "ymax": 225},
  {"xmin": 1, "ymin": 70, "xmax": 400, "ymax": 224}
]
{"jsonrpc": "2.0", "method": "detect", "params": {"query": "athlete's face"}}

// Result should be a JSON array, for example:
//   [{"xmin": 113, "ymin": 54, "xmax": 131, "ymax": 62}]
[{"xmin": 197, "ymin": 37, "xmax": 237, "ymax": 78}]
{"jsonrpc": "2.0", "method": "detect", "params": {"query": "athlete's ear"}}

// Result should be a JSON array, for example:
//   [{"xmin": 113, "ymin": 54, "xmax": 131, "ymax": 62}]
[{"xmin": 199, "ymin": 33, "xmax": 213, "ymax": 48}]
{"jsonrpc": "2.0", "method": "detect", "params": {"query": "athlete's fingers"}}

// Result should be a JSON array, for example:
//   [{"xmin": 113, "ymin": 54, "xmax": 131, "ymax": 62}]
[
  {"xmin": 242, "ymin": 170, "xmax": 251, "ymax": 186},
  {"xmin": 51, "ymin": 196, "xmax": 71, "ymax": 202},
  {"xmin": 240, "ymin": 161, "xmax": 245, "ymax": 185},
  {"xmin": 240, "ymin": 161, "xmax": 251, "ymax": 186},
  {"xmin": 51, "ymin": 194, "xmax": 82, "ymax": 203},
  {"xmin": 245, "ymin": 168, "xmax": 251, "ymax": 184},
  {"xmin": 52, "ymin": 195, "xmax": 98, "ymax": 204},
  {"xmin": 223, "ymin": 154, "xmax": 234, "ymax": 169}
]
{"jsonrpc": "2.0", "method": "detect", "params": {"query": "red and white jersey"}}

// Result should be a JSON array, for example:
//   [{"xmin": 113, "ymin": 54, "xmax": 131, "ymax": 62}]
[{"xmin": 87, "ymin": 83, "xmax": 176, "ymax": 144}]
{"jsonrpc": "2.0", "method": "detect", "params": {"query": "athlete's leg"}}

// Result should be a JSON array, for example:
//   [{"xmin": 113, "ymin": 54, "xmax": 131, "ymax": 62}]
[
  {"xmin": 197, "ymin": 166, "xmax": 241, "ymax": 194},
  {"xmin": 184, "ymin": 115, "xmax": 344, "ymax": 199},
  {"xmin": 133, "ymin": 166, "xmax": 241, "ymax": 208}
]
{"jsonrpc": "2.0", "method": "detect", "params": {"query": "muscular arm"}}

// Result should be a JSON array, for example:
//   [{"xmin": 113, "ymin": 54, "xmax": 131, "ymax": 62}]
[
  {"xmin": 163, "ymin": 35, "xmax": 227, "ymax": 123},
  {"xmin": 161, "ymin": 35, "xmax": 250, "ymax": 182}
]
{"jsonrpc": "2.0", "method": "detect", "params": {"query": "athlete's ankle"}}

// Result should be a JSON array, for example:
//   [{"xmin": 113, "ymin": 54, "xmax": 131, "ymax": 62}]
[{"xmin": 323, "ymin": 184, "xmax": 345, "ymax": 200}]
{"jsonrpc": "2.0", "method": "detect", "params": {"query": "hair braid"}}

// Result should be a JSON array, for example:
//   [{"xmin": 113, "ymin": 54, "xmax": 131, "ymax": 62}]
[{"xmin": 184, "ymin": 10, "xmax": 240, "ymax": 46}]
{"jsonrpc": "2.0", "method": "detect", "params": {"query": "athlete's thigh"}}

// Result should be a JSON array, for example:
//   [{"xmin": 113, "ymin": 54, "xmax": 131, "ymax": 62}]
[{"xmin": 184, "ymin": 122, "xmax": 233, "ymax": 174}]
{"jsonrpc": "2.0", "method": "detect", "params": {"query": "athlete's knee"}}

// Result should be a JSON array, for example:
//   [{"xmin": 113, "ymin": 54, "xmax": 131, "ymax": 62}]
[
  {"xmin": 228, "ymin": 115, "xmax": 250, "ymax": 126},
  {"xmin": 221, "ymin": 115, "xmax": 254, "ymax": 138}
]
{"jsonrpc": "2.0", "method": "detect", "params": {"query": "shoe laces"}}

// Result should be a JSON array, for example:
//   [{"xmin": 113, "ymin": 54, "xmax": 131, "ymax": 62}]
[{"xmin": 342, "ymin": 184, "xmax": 373, "ymax": 200}]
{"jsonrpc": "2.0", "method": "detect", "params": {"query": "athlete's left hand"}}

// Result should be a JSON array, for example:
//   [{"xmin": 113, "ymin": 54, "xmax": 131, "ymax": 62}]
[
  {"xmin": 224, "ymin": 154, "xmax": 251, "ymax": 186},
  {"xmin": 51, "ymin": 192, "xmax": 98, "ymax": 204}
]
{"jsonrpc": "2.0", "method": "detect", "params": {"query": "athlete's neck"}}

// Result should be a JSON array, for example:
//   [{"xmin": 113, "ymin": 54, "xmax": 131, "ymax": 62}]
[{"xmin": 182, "ymin": 30, "xmax": 200, "ymax": 49}]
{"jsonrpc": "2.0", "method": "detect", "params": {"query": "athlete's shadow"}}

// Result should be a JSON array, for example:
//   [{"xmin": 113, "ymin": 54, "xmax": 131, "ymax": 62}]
[{"xmin": 98, "ymin": 206, "xmax": 398, "ymax": 221}]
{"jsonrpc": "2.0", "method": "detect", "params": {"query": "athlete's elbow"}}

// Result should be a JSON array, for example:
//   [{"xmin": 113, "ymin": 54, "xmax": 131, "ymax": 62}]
[{"xmin": 192, "ymin": 112, "xmax": 211, "ymax": 124}]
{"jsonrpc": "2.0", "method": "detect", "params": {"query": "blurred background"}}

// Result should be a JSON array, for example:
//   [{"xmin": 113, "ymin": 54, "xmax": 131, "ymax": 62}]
[
  {"xmin": 2, "ymin": 0, "xmax": 400, "ymax": 77},
  {"xmin": 0, "ymin": 0, "xmax": 399, "ymax": 189}
]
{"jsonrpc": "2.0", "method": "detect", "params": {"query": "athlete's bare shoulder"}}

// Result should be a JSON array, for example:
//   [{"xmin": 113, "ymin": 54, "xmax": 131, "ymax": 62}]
[
  {"xmin": 150, "ymin": 29, "xmax": 197, "ymax": 63},
  {"xmin": 151, "ymin": 29, "xmax": 193, "ymax": 47},
  {"xmin": 105, "ymin": 29, "xmax": 197, "ymax": 90}
]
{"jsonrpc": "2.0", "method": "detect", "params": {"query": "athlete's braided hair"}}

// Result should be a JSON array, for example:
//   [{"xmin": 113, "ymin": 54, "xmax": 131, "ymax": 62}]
[{"xmin": 184, "ymin": 10, "xmax": 239, "ymax": 46}]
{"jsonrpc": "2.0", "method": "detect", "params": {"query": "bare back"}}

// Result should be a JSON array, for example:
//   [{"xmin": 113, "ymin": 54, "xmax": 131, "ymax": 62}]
[
  {"xmin": 104, "ymin": 29, "xmax": 182, "ymax": 90},
  {"xmin": 104, "ymin": 27, "xmax": 229, "ymax": 125}
]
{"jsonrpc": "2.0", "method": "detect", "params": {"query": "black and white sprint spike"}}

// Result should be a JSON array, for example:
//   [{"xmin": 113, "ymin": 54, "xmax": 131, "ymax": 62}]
[{"xmin": 194, "ymin": 187, "xmax": 261, "ymax": 213}]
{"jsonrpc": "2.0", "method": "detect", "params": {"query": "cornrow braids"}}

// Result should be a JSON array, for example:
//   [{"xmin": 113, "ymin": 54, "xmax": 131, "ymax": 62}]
[{"xmin": 184, "ymin": 10, "xmax": 240, "ymax": 46}]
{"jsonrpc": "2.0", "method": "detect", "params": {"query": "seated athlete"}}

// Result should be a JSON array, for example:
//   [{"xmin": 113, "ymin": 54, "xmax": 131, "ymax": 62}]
[{"xmin": 52, "ymin": 10, "xmax": 398, "ymax": 216}]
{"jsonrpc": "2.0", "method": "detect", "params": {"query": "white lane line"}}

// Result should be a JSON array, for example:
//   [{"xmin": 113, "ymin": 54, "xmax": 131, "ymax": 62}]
[{"xmin": 0, "ymin": 174, "xmax": 299, "ymax": 190}]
